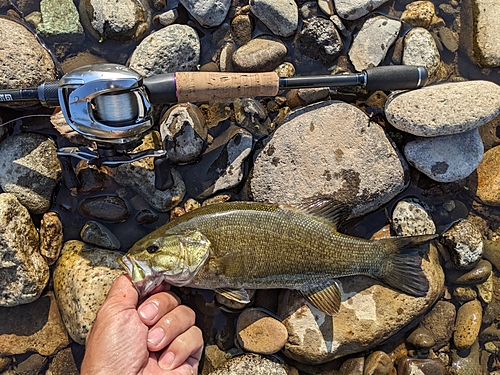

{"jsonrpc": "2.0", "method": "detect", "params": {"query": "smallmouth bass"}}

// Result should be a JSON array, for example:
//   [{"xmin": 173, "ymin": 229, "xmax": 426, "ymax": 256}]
[{"xmin": 120, "ymin": 199, "xmax": 436, "ymax": 315}]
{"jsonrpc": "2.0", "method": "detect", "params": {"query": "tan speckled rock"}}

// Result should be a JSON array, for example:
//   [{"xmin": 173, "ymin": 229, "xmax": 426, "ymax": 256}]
[
  {"xmin": 453, "ymin": 299, "xmax": 482, "ymax": 350},
  {"xmin": 280, "ymin": 245, "xmax": 444, "ymax": 364},
  {"xmin": 40, "ymin": 211, "xmax": 64, "ymax": 265},
  {"xmin": 53, "ymin": 240, "xmax": 124, "ymax": 344},
  {"xmin": 476, "ymin": 146, "xmax": 500, "ymax": 206}
]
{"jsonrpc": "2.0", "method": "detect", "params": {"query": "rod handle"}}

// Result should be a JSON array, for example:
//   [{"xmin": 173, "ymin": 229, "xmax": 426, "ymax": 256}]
[
  {"xmin": 364, "ymin": 65, "xmax": 428, "ymax": 91},
  {"xmin": 175, "ymin": 71, "xmax": 280, "ymax": 103}
]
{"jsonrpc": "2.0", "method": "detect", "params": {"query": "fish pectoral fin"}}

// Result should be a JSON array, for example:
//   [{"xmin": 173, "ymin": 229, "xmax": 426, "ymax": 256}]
[
  {"xmin": 215, "ymin": 287, "xmax": 251, "ymax": 304},
  {"xmin": 299, "ymin": 281, "xmax": 341, "ymax": 315}
]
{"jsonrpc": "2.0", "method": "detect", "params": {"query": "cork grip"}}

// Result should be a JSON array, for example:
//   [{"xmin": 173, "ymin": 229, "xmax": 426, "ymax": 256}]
[{"xmin": 175, "ymin": 71, "xmax": 280, "ymax": 103}]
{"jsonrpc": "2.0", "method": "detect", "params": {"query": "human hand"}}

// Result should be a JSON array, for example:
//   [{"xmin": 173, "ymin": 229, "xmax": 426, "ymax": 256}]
[{"xmin": 81, "ymin": 275, "xmax": 203, "ymax": 375}]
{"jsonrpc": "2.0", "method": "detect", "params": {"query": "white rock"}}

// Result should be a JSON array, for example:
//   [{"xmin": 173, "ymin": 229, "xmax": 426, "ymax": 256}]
[
  {"xmin": 179, "ymin": 0, "xmax": 231, "ymax": 28},
  {"xmin": 334, "ymin": 0, "xmax": 391, "ymax": 20},
  {"xmin": 403, "ymin": 27, "xmax": 441, "ymax": 79},
  {"xmin": 249, "ymin": 0, "xmax": 298, "ymax": 37}
]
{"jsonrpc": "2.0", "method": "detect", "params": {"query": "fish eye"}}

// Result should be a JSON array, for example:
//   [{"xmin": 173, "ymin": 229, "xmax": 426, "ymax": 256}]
[{"xmin": 146, "ymin": 244, "xmax": 160, "ymax": 254}]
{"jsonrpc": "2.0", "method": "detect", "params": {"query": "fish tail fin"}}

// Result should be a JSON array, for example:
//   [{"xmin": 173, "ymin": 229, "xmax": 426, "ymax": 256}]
[{"xmin": 376, "ymin": 234, "xmax": 437, "ymax": 297}]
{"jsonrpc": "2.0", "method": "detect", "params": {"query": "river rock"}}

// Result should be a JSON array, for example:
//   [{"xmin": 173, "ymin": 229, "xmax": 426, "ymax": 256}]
[
  {"xmin": 398, "ymin": 358, "xmax": 446, "ymax": 375},
  {"xmin": 36, "ymin": 0, "xmax": 84, "ymax": 42},
  {"xmin": 476, "ymin": 145, "xmax": 500, "ymax": 205},
  {"xmin": 113, "ymin": 131, "xmax": 186, "ymax": 212},
  {"xmin": 419, "ymin": 300, "xmax": 456, "ymax": 349},
  {"xmin": 231, "ymin": 13, "xmax": 252, "ymax": 45},
  {"xmin": 403, "ymin": 129, "xmax": 484, "ymax": 183},
  {"xmin": 450, "ymin": 340, "xmax": 481, "ymax": 375},
  {"xmin": 79, "ymin": 0, "xmax": 150, "ymax": 41},
  {"xmin": 452, "ymin": 259, "xmax": 492, "ymax": 284},
  {"xmin": 453, "ymin": 299, "xmax": 482, "ymax": 350},
  {"xmin": 454, "ymin": 286, "xmax": 477, "ymax": 303},
  {"xmin": 335, "ymin": 0, "xmax": 390, "ymax": 20},
  {"xmin": 53, "ymin": 240, "xmax": 124, "ymax": 344},
  {"xmin": 236, "ymin": 308, "xmax": 288, "ymax": 355},
  {"xmin": 0, "ymin": 17, "xmax": 57, "ymax": 106},
  {"xmin": 338, "ymin": 357, "xmax": 364, "ymax": 375},
  {"xmin": 348, "ymin": 15, "xmax": 401, "ymax": 71},
  {"xmin": 232, "ymin": 36, "xmax": 287, "ymax": 72},
  {"xmin": 79, "ymin": 195, "xmax": 130, "ymax": 223},
  {"xmin": 247, "ymin": 101, "xmax": 409, "ymax": 218},
  {"xmin": 279, "ymin": 245, "xmax": 443, "ymax": 364},
  {"xmin": 208, "ymin": 353, "xmax": 293, "ymax": 375},
  {"xmin": 160, "ymin": 103, "xmax": 208, "ymax": 164},
  {"xmin": 249, "ymin": 0, "xmax": 298, "ymax": 37},
  {"xmin": 441, "ymin": 219, "xmax": 483, "ymax": 270},
  {"xmin": 179, "ymin": 0, "xmax": 231, "ymax": 28},
  {"xmin": 0, "ymin": 193, "xmax": 49, "ymax": 307},
  {"xmin": 128, "ymin": 24, "xmax": 200, "ymax": 77},
  {"xmin": 0, "ymin": 133, "xmax": 61, "ymax": 215},
  {"xmin": 391, "ymin": 197, "xmax": 436, "ymax": 236},
  {"xmin": 471, "ymin": 0, "xmax": 500, "ymax": 67},
  {"xmin": 46, "ymin": 347, "xmax": 79, "ymax": 375},
  {"xmin": 80, "ymin": 221, "xmax": 121, "ymax": 250},
  {"xmin": 406, "ymin": 326, "xmax": 435, "ymax": 349},
  {"xmin": 157, "ymin": 9, "xmax": 178, "ymax": 27},
  {"xmin": 402, "ymin": 27, "xmax": 441, "ymax": 79},
  {"xmin": 401, "ymin": 1, "xmax": 437, "ymax": 28},
  {"xmin": 385, "ymin": 80, "xmax": 500, "ymax": 137},
  {"xmin": 0, "ymin": 292, "xmax": 69, "ymax": 356},
  {"xmin": 364, "ymin": 351, "xmax": 395, "ymax": 374},
  {"xmin": 40, "ymin": 211, "xmax": 64, "ymax": 265},
  {"xmin": 297, "ymin": 17, "xmax": 342, "ymax": 63}
]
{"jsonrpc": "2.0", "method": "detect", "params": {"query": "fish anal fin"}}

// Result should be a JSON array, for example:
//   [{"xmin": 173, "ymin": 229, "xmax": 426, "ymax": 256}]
[
  {"xmin": 294, "ymin": 197, "xmax": 350, "ymax": 230},
  {"xmin": 299, "ymin": 281, "xmax": 341, "ymax": 315},
  {"xmin": 215, "ymin": 287, "xmax": 250, "ymax": 304}
]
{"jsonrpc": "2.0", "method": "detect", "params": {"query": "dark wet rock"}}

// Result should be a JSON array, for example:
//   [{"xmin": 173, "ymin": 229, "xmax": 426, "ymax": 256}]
[
  {"xmin": 53, "ymin": 240, "xmax": 124, "ymax": 344},
  {"xmin": 185, "ymin": 125, "xmax": 253, "ymax": 199},
  {"xmin": 160, "ymin": 103, "xmax": 208, "ymax": 164},
  {"xmin": 249, "ymin": 0, "xmax": 298, "ymax": 37},
  {"xmin": 385, "ymin": 81, "xmax": 500, "ymax": 137},
  {"xmin": 113, "ymin": 132, "xmax": 186, "ymax": 212},
  {"xmin": 476, "ymin": 145, "xmax": 500, "ymax": 206},
  {"xmin": 135, "ymin": 209, "xmax": 159, "ymax": 225},
  {"xmin": 418, "ymin": 301, "xmax": 456, "ymax": 350},
  {"xmin": 453, "ymin": 300, "xmax": 482, "ymax": 350},
  {"xmin": 75, "ymin": 161, "xmax": 113, "ymax": 194},
  {"xmin": 46, "ymin": 347, "xmax": 79, "ymax": 375},
  {"xmin": 0, "ymin": 133, "xmax": 61, "ymax": 215},
  {"xmin": 452, "ymin": 259, "xmax": 492, "ymax": 284},
  {"xmin": 11, "ymin": 353, "xmax": 48, "ymax": 375},
  {"xmin": 0, "ymin": 193, "xmax": 49, "ymax": 307},
  {"xmin": 338, "ymin": 356, "xmax": 364, "ymax": 375},
  {"xmin": 453, "ymin": 286, "xmax": 478, "ymax": 303},
  {"xmin": 80, "ymin": 221, "xmax": 121, "ymax": 250},
  {"xmin": 79, "ymin": 195, "xmax": 130, "ymax": 223},
  {"xmin": 335, "ymin": 0, "xmax": 390, "ymax": 20},
  {"xmin": 397, "ymin": 358, "xmax": 446, "ymax": 375},
  {"xmin": 401, "ymin": 1, "xmax": 437, "ymax": 28},
  {"xmin": 0, "ymin": 18, "xmax": 57, "ymax": 107},
  {"xmin": 348, "ymin": 15, "xmax": 401, "ymax": 71},
  {"xmin": 441, "ymin": 219, "xmax": 483, "ymax": 270},
  {"xmin": 128, "ymin": 24, "xmax": 200, "ymax": 77},
  {"xmin": 364, "ymin": 350, "xmax": 395, "ymax": 374},
  {"xmin": 297, "ymin": 18, "xmax": 342, "ymax": 63},
  {"xmin": 403, "ymin": 129, "xmax": 484, "ymax": 183},
  {"xmin": 0, "ymin": 292, "xmax": 69, "ymax": 357},
  {"xmin": 179, "ymin": 0, "xmax": 231, "ymax": 28},
  {"xmin": 279, "ymin": 246, "xmax": 443, "ymax": 364},
  {"xmin": 231, "ymin": 13, "xmax": 252, "ymax": 45},
  {"xmin": 247, "ymin": 101, "xmax": 409, "ymax": 218},
  {"xmin": 449, "ymin": 340, "xmax": 481, "ymax": 375},
  {"xmin": 207, "ymin": 353, "xmax": 292, "ymax": 375},
  {"xmin": 402, "ymin": 27, "xmax": 441, "ymax": 80},
  {"xmin": 391, "ymin": 197, "xmax": 436, "ymax": 236},
  {"xmin": 406, "ymin": 326, "xmax": 435, "ymax": 349},
  {"xmin": 79, "ymin": 0, "xmax": 150, "ymax": 42},
  {"xmin": 40, "ymin": 211, "xmax": 64, "ymax": 266},
  {"xmin": 232, "ymin": 36, "xmax": 287, "ymax": 72},
  {"xmin": 236, "ymin": 308, "xmax": 288, "ymax": 355},
  {"xmin": 472, "ymin": 0, "xmax": 500, "ymax": 67},
  {"xmin": 36, "ymin": 0, "xmax": 84, "ymax": 42}
]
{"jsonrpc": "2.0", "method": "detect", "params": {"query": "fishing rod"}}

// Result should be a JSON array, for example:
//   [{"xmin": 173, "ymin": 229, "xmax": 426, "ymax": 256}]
[{"xmin": 0, "ymin": 63, "xmax": 427, "ymax": 189}]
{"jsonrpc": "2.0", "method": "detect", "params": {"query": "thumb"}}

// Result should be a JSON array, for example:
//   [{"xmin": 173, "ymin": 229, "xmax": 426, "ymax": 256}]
[{"xmin": 103, "ymin": 274, "xmax": 139, "ymax": 311}]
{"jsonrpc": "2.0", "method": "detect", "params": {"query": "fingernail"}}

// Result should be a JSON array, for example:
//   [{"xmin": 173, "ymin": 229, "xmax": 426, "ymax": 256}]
[
  {"xmin": 147, "ymin": 327, "xmax": 164, "ymax": 346},
  {"xmin": 159, "ymin": 351, "xmax": 175, "ymax": 370},
  {"xmin": 139, "ymin": 302, "xmax": 159, "ymax": 320}
]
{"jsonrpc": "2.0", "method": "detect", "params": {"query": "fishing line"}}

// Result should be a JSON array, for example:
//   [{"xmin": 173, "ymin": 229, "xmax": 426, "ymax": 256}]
[{"xmin": 0, "ymin": 114, "xmax": 52, "ymax": 128}]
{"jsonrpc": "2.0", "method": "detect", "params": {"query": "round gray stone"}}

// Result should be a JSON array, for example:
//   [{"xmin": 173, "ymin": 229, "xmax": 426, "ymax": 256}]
[
  {"xmin": 334, "ymin": 0, "xmax": 391, "ymax": 20},
  {"xmin": 402, "ymin": 27, "xmax": 441, "ymax": 79},
  {"xmin": 179, "ymin": 0, "xmax": 231, "ymax": 28},
  {"xmin": 232, "ymin": 36, "xmax": 287, "ymax": 72},
  {"xmin": 249, "ymin": 0, "xmax": 298, "ymax": 37}
]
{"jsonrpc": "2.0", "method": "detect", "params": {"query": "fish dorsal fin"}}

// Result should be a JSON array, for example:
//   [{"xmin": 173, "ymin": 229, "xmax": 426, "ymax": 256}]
[
  {"xmin": 215, "ymin": 287, "xmax": 251, "ymax": 304},
  {"xmin": 299, "ymin": 281, "xmax": 341, "ymax": 315},
  {"xmin": 295, "ymin": 197, "xmax": 350, "ymax": 230}
]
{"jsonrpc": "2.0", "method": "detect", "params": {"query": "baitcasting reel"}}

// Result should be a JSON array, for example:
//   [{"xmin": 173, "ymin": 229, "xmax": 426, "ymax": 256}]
[{"xmin": 0, "ymin": 63, "xmax": 428, "ymax": 190}]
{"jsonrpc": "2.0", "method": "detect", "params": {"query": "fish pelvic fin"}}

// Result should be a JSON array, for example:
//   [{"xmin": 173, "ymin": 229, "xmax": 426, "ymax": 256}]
[
  {"xmin": 299, "ymin": 281, "xmax": 341, "ymax": 315},
  {"xmin": 215, "ymin": 287, "xmax": 251, "ymax": 304},
  {"xmin": 376, "ymin": 234, "xmax": 437, "ymax": 297}
]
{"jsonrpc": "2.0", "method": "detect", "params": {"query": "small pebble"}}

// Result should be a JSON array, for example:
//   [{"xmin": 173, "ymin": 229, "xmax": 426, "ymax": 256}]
[
  {"xmin": 79, "ymin": 195, "xmax": 130, "ymax": 223},
  {"xmin": 184, "ymin": 198, "xmax": 201, "ymax": 212},
  {"xmin": 453, "ymin": 259, "xmax": 492, "ymax": 284},
  {"xmin": 441, "ymin": 219, "xmax": 483, "ymax": 270},
  {"xmin": 419, "ymin": 301, "xmax": 456, "ymax": 349},
  {"xmin": 338, "ymin": 356, "xmax": 364, "ymax": 375},
  {"xmin": 363, "ymin": 350, "xmax": 395, "ymax": 374},
  {"xmin": 397, "ymin": 357, "xmax": 446, "ymax": 375},
  {"xmin": 406, "ymin": 326, "xmax": 436, "ymax": 349},
  {"xmin": 135, "ymin": 209, "xmax": 159, "ymax": 225},
  {"xmin": 40, "ymin": 211, "xmax": 64, "ymax": 265},
  {"xmin": 80, "ymin": 221, "xmax": 121, "ymax": 250},
  {"xmin": 453, "ymin": 286, "xmax": 477, "ymax": 303},
  {"xmin": 401, "ymin": 1, "xmax": 437, "ymax": 28},
  {"xmin": 477, "ymin": 272, "xmax": 494, "ymax": 303},
  {"xmin": 450, "ymin": 341, "xmax": 480, "ymax": 374},
  {"xmin": 453, "ymin": 299, "xmax": 482, "ymax": 350},
  {"xmin": 391, "ymin": 197, "xmax": 436, "ymax": 236}
]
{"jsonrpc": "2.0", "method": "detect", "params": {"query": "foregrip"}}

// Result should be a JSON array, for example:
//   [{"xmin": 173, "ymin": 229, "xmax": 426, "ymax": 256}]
[{"xmin": 175, "ymin": 71, "xmax": 280, "ymax": 103}]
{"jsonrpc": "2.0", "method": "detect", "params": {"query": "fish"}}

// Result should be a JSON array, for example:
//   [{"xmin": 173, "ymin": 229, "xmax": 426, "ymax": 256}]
[{"xmin": 119, "ymin": 198, "xmax": 437, "ymax": 315}]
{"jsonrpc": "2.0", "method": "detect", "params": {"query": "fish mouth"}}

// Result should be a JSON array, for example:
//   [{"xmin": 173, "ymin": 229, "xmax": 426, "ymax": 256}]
[{"xmin": 119, "ymin": 255, "xmax": 164, "ymax": 298}]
